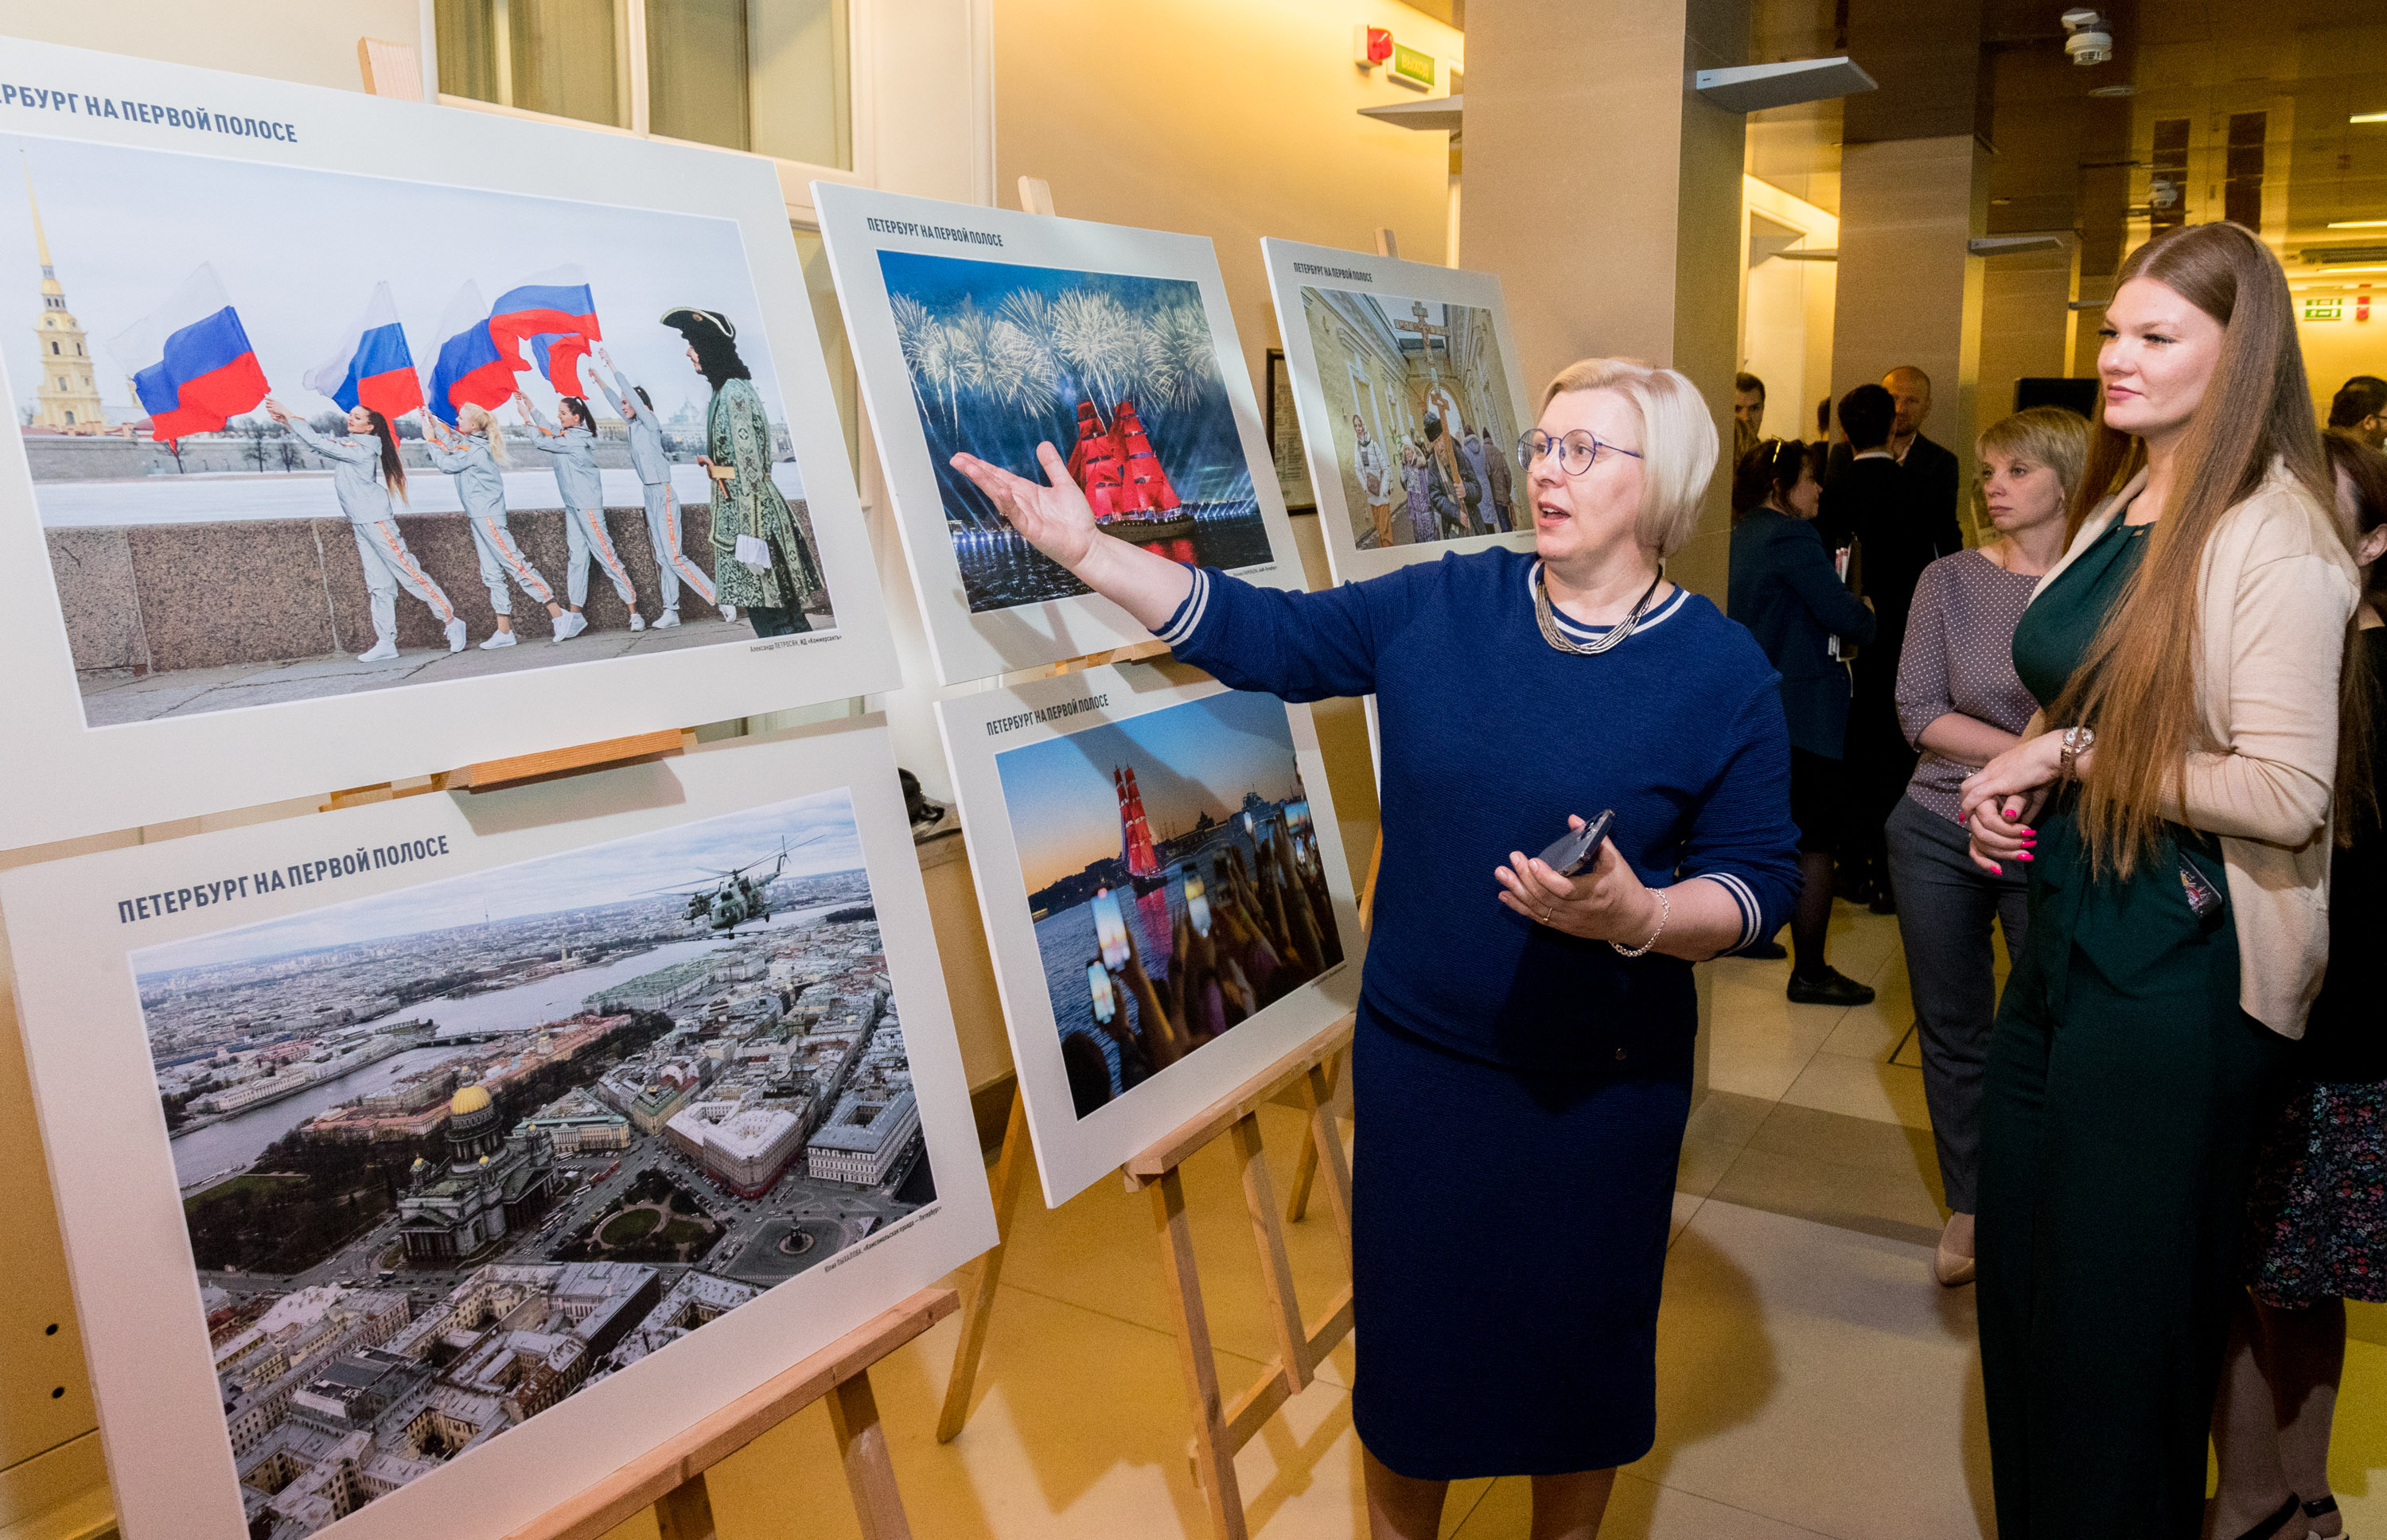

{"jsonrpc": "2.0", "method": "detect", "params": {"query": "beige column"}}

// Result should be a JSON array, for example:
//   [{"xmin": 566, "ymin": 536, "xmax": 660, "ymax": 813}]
[
  {"xmin": 1830, "ymin": 134, "xmax": 1990, "ymax": 519},
  {"xmin": 1464, "ymin": 0, "xmax": 1751, "ymax": 601}
]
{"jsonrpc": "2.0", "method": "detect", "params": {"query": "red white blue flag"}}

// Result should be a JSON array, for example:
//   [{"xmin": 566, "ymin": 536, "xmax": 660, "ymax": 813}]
[
  {"xmin": 107, "ymin": 262, "xmax": 270, "ymax": 443},
  {"xmin": 425, "ymin": 280, "xmax": 524, "ymax": 428},
  {"xmin": 489, "ymin": 266, "xmax": 601, "ymax": 393},
  {"xmin": 303, "ymin": 281, "xmax": 424, "ymax": 419}
]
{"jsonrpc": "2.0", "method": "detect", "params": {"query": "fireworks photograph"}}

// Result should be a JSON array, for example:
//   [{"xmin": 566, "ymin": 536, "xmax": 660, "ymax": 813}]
[
  {"xmin": 991, "ymin": 689, "xmax": 1344, "ymax": 1118},
  {"xmin": 875, "ymin": 251, "xmax": 1275, "ymax": 613}
]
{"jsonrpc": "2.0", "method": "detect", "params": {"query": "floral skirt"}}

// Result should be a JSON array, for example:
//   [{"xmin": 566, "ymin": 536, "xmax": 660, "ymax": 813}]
[{"xmin": 2245, "ymin": 1079, "xmax": 2387, "ymax": 1305}]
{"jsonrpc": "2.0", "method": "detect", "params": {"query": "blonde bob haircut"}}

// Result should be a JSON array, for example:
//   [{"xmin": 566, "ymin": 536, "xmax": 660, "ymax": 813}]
[
  {"xmin": 1975, "ymin": 406, "xmax": 2089, "ymax": 502},
  {"xmin": 1541, "ymin": 357, "xmax": 1719, "ymax": 559}
]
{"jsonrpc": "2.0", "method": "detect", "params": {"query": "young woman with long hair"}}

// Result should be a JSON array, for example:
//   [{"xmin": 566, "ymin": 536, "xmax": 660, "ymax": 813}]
[
  {"xmin": 267, "ymin": 398, "xmax": 466, "ymax": 662},
  {"xmin": 518, "ymin": 390, "xmax": 644, "ymax": 630},
  {"xmin": 586, "ymin": 345, "xmax": 718, "ymax": 624},
  {"xmin": 1957, "ymin": 222, "xmax": 2365, "ymax": 1538},
  {"xmin": 421, "ymin": 405, "xmax": 580, "ymax": 647}
]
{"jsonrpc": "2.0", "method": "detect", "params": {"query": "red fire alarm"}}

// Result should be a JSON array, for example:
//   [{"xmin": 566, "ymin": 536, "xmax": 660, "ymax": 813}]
[
  {"xmin": 1354, "ymin": 25, "xmax": 1394, "ymax": 68},
  {"xmin": 2362, "ymin": 286, "xmax": 2373, "ymax": 323}
]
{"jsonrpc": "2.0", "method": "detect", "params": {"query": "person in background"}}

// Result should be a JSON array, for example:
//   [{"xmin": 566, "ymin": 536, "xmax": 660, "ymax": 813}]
[
  {"xmin": 268, "ymin": 398, "xmax": 467, "ymax": 662},
  {"xmin": 1461, "ymin": 426, "xmax": 1493, "ymax": 533},
  {"xmin": 420, "ymin": 404, "xmax": 580, "ymax": 648},
  {"xmin": 586, "ymin": 345, "xmax": 718, "ymax": 627},
  {"xmin": 952, "ymin": 356, "xmax": 1800, "ymax": 1540},
  {"xmin": 1887, "ymin": 406, "xmax": 2087, "ymax": 1290},
  {"xmin": 1485, "ymin": 421, "xmax": 1516, "ymax": 532},
  {"xmin": 1821, "ymin": 383, "xmax": 1965, "ymax": 914},
  {"xmin": 1734, "ymin": 371, "xmax": 1766, "ymax": 464},
  {"xmin": 2206, "ymin": 431, "xmax": 2387, "ymax": 1540},
  {"xmin": 1403, "ymin": 441, "xmax": 1435, "ymax": 546},
  {"xmin": 664, "ymin": 306, "xmax": 823, "ymax": 637},
  {"xmin": 518, "ymin": 389, "xmax": 645, "ymax": 632},
  {"xmin": 1353, "ymin": 413, "xmax": 1394, "ymax": 549},
  {"xmin": 1424, "ymin": 415, "xmax": 1481, "ymax": 540},
  {"xmin": 2325, "ymin": 374, "xmax": 2387, "ymax": 450},
  {"xmin": 1960, "ymin": 220, "xmax": 2362, "ymax": 1538},
  {"xmin": 1730, "ymin": 438, "xmax": 1879, "ymax": 1003},
  {"xmin": 1829, "ymin": 367, "xmax": 1965, "ymax": 553}
]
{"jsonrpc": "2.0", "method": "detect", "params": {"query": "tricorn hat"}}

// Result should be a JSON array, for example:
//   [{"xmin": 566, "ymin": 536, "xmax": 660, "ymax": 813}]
[{"xmin": 661, "ymin": 307, "xmax": 737, "ymax": 343}]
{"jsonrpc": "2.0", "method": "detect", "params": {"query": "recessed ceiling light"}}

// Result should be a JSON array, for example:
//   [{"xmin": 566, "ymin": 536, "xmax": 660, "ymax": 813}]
[
  {"xmin": 2089, "ymin": 84, "xmax": 2136, "ymax": 98},
  {"xmin": 2329, "ymin": 220, "xmax": 2387, "ymax": 229}
]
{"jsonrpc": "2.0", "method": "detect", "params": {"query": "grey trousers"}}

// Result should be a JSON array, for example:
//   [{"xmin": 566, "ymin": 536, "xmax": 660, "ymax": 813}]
[{"xmin": 1885, "ymin": 793, "xmax": 2029, "ymax": 1213}]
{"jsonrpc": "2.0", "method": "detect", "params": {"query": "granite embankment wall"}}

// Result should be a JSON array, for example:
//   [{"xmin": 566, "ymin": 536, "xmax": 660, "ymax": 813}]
[{"xmin": 49, "ymin": 502, "xmax": 726, "ymax": 673}]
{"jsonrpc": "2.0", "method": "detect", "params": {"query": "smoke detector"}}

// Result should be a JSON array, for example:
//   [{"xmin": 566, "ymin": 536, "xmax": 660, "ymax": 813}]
[{"xmin": 2062, "ymin": 9, "xmax": 2113, "ymax": 65}]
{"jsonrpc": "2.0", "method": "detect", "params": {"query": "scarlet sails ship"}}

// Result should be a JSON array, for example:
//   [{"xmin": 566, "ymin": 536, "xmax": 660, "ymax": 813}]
[
  {"xmin": 1114, "ymin": 764, "xmax": 1168, "ymax": 893},
  {"xmin": 1068, "ymin": 398, "xmax": 1197, "ymax": 562}
]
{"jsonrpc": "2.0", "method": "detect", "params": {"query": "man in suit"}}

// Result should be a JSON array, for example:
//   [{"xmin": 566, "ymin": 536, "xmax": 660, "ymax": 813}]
[
  {"xmin": 1827, "ymin": 365, "xmax": 1965, "ymax": 559},
  {"xmin": 1820, "ymin": 382, "xmax": 1964, "ymax": 914},
  {"xmin": 2327, "ymin": 375, "xmax": 2387, "ymax": 450}
]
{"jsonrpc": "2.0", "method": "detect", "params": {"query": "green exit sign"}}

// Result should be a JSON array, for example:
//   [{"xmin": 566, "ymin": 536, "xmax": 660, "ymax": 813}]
[
  {"xmin": 2307, "ymin": 297, "xmax": 2345, "ymax": 321},
  {"xmin": 1390, "ymin": 42, "xmax": 1435, "ymax": 90}
]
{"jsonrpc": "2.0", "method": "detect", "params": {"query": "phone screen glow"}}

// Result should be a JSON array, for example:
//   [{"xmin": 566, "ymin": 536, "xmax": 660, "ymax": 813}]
[
  {"xmin": 1092, "ymin": 887, "xmax": 1128, "ymax": 970},
  {"xmin": 1185, "ymin": 871, "xmax": 1209, "ymax": 937},
  {"xmin": 1087, "ymin": 962, "xmax": 1116, "ymax": 1023}
]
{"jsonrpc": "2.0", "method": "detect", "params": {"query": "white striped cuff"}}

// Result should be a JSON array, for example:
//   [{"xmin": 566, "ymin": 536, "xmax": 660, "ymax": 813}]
[
  {"xmin": 1702, "ymin": 870, "xmax": 1763, "ymax": 951},
  {"xmin": 1156, "ymin": 566, "xmax": 1211, "ymax": 647}
]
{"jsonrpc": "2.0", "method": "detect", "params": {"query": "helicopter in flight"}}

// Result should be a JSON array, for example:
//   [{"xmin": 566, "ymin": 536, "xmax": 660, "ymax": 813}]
[{"xmin": 637, "ymin": 834, "xmax": 825, "ymax": 933}]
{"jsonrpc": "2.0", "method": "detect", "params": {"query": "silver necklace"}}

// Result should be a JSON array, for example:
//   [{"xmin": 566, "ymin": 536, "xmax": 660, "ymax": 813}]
[{"xmin": 1533, "ymin": 563, "xmax": 1665, "ymax": 656}]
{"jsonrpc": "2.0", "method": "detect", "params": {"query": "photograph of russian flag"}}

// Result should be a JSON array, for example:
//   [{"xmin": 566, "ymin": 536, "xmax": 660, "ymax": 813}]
[{"xmin": 6, "ymin": 129, "xmax": 837, "ymax": 725}]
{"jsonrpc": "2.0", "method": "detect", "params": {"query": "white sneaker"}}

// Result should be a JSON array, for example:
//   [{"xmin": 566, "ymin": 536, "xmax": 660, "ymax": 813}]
[
  {"xmin": 629, "ymin": 612, "xmax": 646, "ymax": 632},
  {"xmin": 655, "ymin": 608, "xmax": 681, "ymax": 629},
  {"xmin": 480, "ymin": 630, "xmax": 518, "ymax": 650},
  {"xmin": 719, "ymin": 604, "xmax": 737, "ymax": 624},
  {"xmin": 356, "ymin": 640, "xmax": 399, "ymax": 663},
  {"xmin": 553, "ymin": 612, "xmax": 588, "ymax": 644},
  {"xmin": 445, "ymin": 618, "xmax": 469, "ymax": 653}
]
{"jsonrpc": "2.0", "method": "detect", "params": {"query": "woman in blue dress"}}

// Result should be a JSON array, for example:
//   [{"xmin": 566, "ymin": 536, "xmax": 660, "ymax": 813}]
[{"xmin": 954, "ymin": 356, "xmax": 1798, "ymax": 1540}]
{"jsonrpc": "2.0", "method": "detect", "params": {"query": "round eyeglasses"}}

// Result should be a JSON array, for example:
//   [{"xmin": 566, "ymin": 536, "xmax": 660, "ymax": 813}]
[{"xmin": 1516, "ymin": 429, "xmax": 1643, "ymax": 476}]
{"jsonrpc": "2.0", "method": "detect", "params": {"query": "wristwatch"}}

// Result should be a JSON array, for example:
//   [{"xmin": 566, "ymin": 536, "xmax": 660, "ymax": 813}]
[{"xmin": 2058, "ymin": 725, "xmax": 2097, "ymax": 781}]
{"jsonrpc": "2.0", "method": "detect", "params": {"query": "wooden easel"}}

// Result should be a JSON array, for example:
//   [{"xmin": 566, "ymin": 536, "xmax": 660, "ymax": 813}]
[
  {"xmin": 507, "ymin": 1286, "xmax": 956, "ymax": 1540},
  {"xmin": 932, "ymin": 183, "xmax": 1378, "ymax": 1540},
  {"xmin": 324, "ymin": 727, "xmax": 693, "ymax": 807}
]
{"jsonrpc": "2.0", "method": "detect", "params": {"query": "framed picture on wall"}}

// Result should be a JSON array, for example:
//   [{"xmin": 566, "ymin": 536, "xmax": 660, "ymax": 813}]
[
  {"xmin": 1, "ymin": 717, "xmax": 995, "ymax": 1540},
  {"xmin": 0, "ymin": 38, "xmax": 898, "ymax": 850},
  {"xmin": 1264, "ymin": 348, "xmax": 1316, "ymax": 514},
  {"xmin": 1258, "ymin": 236, "xmax": 1535, "ymax": 585},
  {"xmin": 934, "ymin": 660, "xmax": 1361, "ymax": 1205},
  {"xmin": 811, "ymin": 182, "xmax": 1308, "ymax": 686}
]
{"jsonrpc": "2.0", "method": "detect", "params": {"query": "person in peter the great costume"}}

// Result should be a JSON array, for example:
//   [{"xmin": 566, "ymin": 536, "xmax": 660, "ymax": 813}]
[{"xmin": 662, "ymin": 306, "xmax": 824, "ymax": 636}]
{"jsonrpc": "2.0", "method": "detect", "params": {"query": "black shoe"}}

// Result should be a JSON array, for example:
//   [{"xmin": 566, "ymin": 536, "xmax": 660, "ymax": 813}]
[
  {"xmin": 1786, "ymin": 966, "xmax": 1877, "ymax": 1006},
  {"xmin": 1868, "ymin": 892, "xmax": 1898, "ymax": 916},
  {"xmin": 1742, "ymin": 939, "xmax": 1789, "ymax": 960},
  {"xmin": 2226, "ymin": 1494, "xmax": 2303, "ymax": 1540}
]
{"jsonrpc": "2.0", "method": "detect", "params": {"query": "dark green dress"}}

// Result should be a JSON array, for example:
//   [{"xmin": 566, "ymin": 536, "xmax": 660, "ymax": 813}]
[{"xmin": 1977, "ymin": 517, "xmax": 2287, "ymax": 1539}]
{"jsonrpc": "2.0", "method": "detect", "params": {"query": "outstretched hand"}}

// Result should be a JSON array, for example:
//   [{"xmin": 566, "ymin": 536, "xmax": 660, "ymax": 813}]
[{"xmin": 950, "ymin": 445, "xmax": 1098, "ymax": 569}]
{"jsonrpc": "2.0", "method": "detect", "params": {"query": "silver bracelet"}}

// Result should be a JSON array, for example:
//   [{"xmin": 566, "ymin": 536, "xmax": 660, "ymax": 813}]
[{"xmin": 1611, "ymin": 888, "xmax": 1670, "ymax": 958}]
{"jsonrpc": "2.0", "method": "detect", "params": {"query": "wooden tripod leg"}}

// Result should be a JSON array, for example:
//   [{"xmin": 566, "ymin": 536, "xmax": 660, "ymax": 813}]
[
  {"xmin": 1282, "ymin": 1050, "xmax": 1342, "ymax": 1224},
  {"xmin": 830, "ymin": 1370, "xmax": 913, "ymax": 1540},
  {"xmin": 1151, "ymin": 1167, "xmax": 1247, "ymax": 1540},
  {"xmin": 938, "ymin": 1086, "xmax": 1030, "ymax": 1442},
  {"xmin": 652, "ymin": 1474, "xmax": 717, "ymax": 1540}
]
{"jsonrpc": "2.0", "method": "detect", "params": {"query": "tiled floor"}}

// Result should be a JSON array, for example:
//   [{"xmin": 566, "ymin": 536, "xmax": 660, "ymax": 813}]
[{"xmin": 597, "ymin": 904, "xmax": 2387, "ymax": 1539}]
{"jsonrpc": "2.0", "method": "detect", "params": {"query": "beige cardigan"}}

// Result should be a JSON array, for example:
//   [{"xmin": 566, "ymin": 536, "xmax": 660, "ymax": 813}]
[{"xmin": 2027, "ymin": 462, "xmax": 2359, "ymax": 1037}]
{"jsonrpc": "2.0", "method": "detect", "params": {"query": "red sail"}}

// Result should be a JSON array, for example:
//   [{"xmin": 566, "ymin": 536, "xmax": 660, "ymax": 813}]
[
  {"xmin": 1065, "ymin": 399, "xmax": 1124, "ymax": 520},
  {"xmin": 1116, "ymin": 765, "xmax": 1160, "ymax": 881},
  {"xmin": 1110, "ymin": 399, "xmax": 1181, "ymax": 513}
]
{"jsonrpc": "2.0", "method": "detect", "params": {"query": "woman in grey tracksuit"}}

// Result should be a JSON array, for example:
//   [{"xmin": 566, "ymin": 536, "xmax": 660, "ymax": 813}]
[
  {"xmin": 516, "ymin": 390, "xmax": 644, "ymax": 627},
  {"xmin": 586, "ymin": 347, "xmax": 716, "ymax": 624},
  {"xmin": 422, "ymin": 406, "xmax": 582, "ymax": 647},
  {"xmin": 267, "ymin": 397, "xmax": 466, "ymax": 662}
]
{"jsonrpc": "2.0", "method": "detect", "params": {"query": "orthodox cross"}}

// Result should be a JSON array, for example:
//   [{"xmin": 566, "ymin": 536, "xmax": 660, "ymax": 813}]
[{"xmin": 1391, "ymin": 300, "xmax": 1447, "ymax": 353}]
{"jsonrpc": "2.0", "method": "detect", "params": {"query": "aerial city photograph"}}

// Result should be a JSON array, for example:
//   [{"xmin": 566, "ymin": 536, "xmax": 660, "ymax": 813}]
[{"xmin": 130, "ymin": 789, "xmax": 929, "ymax": 1539}]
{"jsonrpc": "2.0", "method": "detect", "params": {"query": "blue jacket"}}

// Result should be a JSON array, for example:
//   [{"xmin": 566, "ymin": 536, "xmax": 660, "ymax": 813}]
[{"xmin": 1727, "ymin": 509, "xmax": 1876, "ymax": 759}]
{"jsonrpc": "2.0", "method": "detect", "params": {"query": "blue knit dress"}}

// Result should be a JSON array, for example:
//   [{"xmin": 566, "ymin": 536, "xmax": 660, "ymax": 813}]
[{"xmin": 1158, "ymin": 547, "xmax": 1798, "ymax": 1477}]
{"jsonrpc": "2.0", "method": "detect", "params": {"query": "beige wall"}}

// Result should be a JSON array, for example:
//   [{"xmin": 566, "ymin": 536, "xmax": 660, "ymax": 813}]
[
  {"xmin": 8, "ymin": 0, "xmax": 425, "ymax": 92},
  {"xmin": 992, "ymin": 0, "xmax": 1462, "ymax": 389},
  {"xmin": 2298, "ymin": 314, "xmax": 2387, "ymax": 424}
]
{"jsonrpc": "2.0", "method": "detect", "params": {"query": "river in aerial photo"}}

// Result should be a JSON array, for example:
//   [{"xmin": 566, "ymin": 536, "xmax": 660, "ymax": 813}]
[
  {"xmin": 167, "ymin": 905, "xmax": 833, "ymax": 1188},
  {"xmin": 953, "ymin": 500, "xmax": 1271, "ymax": 612}
]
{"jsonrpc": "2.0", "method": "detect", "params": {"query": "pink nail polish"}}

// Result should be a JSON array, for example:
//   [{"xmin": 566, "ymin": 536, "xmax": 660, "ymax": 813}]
[{"xmin": 2019, "ymin": 853, "xmax": 2034, "ymax": 861}]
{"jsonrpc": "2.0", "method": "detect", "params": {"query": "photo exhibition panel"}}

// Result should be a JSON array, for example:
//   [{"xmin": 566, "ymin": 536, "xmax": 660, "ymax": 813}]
[
  {"xmin": 812, "ymin": 182, "xmax": 1306, "ymax": 684},
  {"xmin": 937, "ymin": 663, "xmax": 1361, "ymax": 1205},
  {"xmin": 0, "ymin": 38, "xmax": 897, "ymax": 848},
  {"xmin": 0, "ymin": 718, "xmax": 994, "ymax": 1540},
  {"xmin": 1260, "ymin": 237, "xmax": 1534, "ymax": 585}
]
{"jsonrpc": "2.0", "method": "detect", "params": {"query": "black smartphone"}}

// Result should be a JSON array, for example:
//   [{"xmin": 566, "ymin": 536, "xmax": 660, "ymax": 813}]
[{"xmin": 1536, "ymin": 809, "xmax": 1617, "ymax": 878}]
